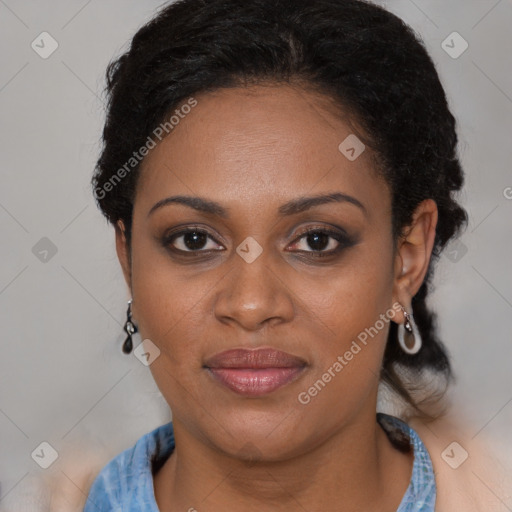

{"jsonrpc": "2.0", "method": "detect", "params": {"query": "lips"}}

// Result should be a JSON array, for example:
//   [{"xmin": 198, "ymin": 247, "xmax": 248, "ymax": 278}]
[
  {"xmin": 204, "ymin": 348, "xmax": 307, "ymax": 396},
  {"xmin": 205, "ymin": 348, "xmax": 306, "ymax": 369}
]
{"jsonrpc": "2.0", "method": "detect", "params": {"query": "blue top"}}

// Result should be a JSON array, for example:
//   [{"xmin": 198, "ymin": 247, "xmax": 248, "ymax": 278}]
[{"xmin": 83, "ymin": 412, "xmax": 436, "ymax": 511}]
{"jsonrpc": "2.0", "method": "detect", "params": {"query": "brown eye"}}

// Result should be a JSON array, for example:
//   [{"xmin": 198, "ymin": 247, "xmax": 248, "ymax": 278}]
[
  {"xmin": 288, "ymin": 227, "xmax": 355, "ymax": 257},
  {"xmin": 299, "ymin": 231, "xmax": 334, "ymax": 252},
  {"xmin": 163, "ymin": 228, "xmax": 224, "ymax": 253}
]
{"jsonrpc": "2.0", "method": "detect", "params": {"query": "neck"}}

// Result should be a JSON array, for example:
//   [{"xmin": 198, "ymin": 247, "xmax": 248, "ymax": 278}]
[{"xmin": 153, "ymin": 407, "xmax": 414, "ymax": 512}]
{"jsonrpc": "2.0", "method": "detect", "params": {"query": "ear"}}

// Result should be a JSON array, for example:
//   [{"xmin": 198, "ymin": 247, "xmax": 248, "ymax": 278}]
[
  {"xmin": 115, "ymin": 219, "xmax": 132, "ymax": 292},
  {"xmin": 392, "ymin": 199, "xmax": 438, "ymax": 316}
]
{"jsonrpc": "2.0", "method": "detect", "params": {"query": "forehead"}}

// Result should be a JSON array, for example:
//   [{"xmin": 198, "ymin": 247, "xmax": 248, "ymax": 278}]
[{"xmin": 134, "ymin": 84, "xmax": 389, "ymax": 219}]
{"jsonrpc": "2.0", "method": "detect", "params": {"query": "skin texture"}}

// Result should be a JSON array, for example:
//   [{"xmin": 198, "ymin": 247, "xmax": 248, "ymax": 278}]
[{"xmin": 115, "ymin": 83, "xmax": 438, "ymax": 511}]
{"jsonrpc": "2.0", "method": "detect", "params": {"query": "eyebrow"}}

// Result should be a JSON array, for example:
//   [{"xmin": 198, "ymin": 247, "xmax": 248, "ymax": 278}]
[{"xmin": 147, "ymin": 192, "xmax": 367, "ymax": 218}]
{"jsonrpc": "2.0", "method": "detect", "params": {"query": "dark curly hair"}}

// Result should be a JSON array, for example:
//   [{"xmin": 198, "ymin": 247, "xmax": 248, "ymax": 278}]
[{"xmin": 92, "ymin": 0, "xmax": 468, "ymax": 418}]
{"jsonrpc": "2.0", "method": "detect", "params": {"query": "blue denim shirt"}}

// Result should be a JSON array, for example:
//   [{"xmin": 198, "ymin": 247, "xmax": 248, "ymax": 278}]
[{"xmin": 83, "ymin": 412, "xmax": 436, "ymax": 511}]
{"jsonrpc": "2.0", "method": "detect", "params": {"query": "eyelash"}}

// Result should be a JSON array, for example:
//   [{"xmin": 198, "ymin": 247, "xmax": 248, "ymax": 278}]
[{"xmin": 162, "ymin": 225, "xmax": 354, "ymax": 259}]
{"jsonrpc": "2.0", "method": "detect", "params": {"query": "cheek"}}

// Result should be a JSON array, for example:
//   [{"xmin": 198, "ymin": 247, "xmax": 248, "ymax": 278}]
[
  {"xmin": 129, "ymin": 215, "xmax": 396, "ymax": 410},
  {"xmin": 131, "ymin": 267, "xmax": 212, "ymax": 359},
  {"xmin": 305, "ymin": 236, "xmax": 395, "ymax": 341},
  {"xmin": 299, "ymin": 235, "xmax": 396, "ymax": 396},
  {"xmin": 131, "ymin": 218, "xmax": 395, "ymax": 353},
  {"xmin": 130, "ymin": 260, "xmax": 212, "ymax": 414},
  {"xmin": 293, "ymin": 264, "xmax": 395, "ymax": 422}
]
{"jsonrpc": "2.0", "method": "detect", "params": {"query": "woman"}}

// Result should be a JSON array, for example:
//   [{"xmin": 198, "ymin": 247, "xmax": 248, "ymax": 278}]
[{"xmin": 77, "ymin": 0, "xmax": 507, "ymax": 510}]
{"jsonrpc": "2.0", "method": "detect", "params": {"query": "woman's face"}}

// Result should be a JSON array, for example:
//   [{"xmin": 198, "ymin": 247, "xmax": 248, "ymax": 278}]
[{"xmin": 117, "ymin": 84, "xmax": 417, "ymax": 460}]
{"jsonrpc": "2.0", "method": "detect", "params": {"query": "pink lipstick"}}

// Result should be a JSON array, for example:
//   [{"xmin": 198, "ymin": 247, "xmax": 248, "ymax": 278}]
[{"xmin": 204, "ymin": 348, "xmax": 307, "ymax": 397}]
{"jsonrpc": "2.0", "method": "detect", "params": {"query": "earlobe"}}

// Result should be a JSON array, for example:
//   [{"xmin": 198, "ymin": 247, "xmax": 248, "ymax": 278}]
[
  {"xmin": 392, "ymin": 199, "xmax": 438, "ymax": 303},
  {"xmin": 115, "ymin": 219, "xmax": 132, "ymax": 291}
]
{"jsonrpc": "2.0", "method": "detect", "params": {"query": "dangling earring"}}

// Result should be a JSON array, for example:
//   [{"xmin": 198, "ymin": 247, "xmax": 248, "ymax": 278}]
[
  {"xmin": 397, "ymin": 303, "xmax": 422, "ymax": 355},
  {"xmin": 122, "ymin": 299, "xmax": 138, "ymax": 354}
]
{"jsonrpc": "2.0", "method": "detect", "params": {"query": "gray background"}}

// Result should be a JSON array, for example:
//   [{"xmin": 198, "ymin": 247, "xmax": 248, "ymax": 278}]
[{"xmin": 0, "ymin": 0, "xmax": 511, "ymax": 508}]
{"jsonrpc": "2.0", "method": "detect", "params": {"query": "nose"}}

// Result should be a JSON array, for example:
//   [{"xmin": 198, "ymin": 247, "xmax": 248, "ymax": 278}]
[{"xmin": 213, "ymin": 247, "xmax": 295, "ymax": 332}]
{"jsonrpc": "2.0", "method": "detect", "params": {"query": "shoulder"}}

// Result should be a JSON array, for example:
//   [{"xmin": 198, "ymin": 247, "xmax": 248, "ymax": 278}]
[
  {"xmin": 84, "ymin": 421, "xmax": 175, "ymax": 511},
  {"xmin": 378, "ymin": 412, "xmax": 436, "ymax": 511},
  {"xmin": 1, "ymin": 422, "xmax": 176, "ymax": 512},
  {"xmin": 82, "ymin": 445, "xmax": 131, "ymax": 512},
  {"xmin": 408, "ymin": 410, "xmax": 512, "ymax": 512}
]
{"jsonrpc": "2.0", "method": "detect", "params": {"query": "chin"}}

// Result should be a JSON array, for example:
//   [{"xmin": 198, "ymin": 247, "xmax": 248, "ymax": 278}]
[{"xmin": 200, "ymin": 408, "xmax": 309, "ymax": 461}]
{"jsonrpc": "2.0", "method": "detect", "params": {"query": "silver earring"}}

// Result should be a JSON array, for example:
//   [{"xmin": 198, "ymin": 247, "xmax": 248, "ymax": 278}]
[
  {"xmin": 397, "ymin": 304, "xmax": 422, "ymax": 355},
  {"xmin": 122, "ymin": 299, "xmax": 138, "ymax": 354}
]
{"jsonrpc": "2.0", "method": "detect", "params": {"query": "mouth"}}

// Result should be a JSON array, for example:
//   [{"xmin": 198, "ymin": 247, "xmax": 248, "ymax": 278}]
[{"xmin": 203, "ymin": 348, "xmax": 307, "ymax": 397}]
